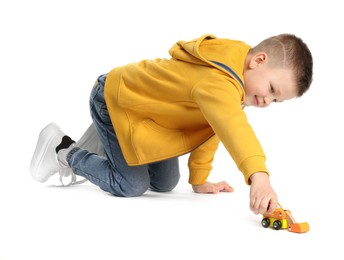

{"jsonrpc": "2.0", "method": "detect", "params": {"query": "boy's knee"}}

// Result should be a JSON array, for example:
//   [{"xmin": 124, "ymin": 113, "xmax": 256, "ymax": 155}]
[
  {"xmin": 150, "ymin": 174, "xmax": 180, "ymax": 192},
  {"xmin": 107, "ymin": 177, "xmax": 150, "ymax": 197},
  {"xmin": 150, "ymin": 185, "xmax": 175, "ymax": 192},
  {"xmin": 122, "ymin": 183, "xmax": 149, "ymax": 197}
]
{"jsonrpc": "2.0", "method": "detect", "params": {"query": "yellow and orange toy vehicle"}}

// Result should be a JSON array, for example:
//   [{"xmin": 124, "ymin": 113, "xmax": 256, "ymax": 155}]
[{"xmin": 261, "ymin": 204, "xmax": 310, "ymax": 233}]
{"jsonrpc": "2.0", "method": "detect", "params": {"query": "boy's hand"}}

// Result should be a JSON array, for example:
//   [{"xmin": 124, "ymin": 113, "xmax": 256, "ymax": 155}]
[
  {"xmin": 249, "ymin": 172, "xmax": 278, "ymax": 215},
  {"xmin": 192, "ymin": 181, "xmax": 234, "ymax": 194}
]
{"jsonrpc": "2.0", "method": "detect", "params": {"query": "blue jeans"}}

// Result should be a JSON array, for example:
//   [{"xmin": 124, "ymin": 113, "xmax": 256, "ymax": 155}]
[{"xmin": 68, "ymin": 74, "xmax": 180, "ymax": 196}]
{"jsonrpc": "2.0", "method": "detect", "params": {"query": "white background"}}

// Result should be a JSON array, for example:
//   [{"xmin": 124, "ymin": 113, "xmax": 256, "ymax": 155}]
[{"xmin": 1, "ymin": 0, "xmax": 343, "ymax": 259}]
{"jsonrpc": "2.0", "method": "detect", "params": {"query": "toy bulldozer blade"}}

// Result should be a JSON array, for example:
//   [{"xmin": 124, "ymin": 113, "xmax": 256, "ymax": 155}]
[
  {"xmin": 285, "ymin": 210, "xmax": 310, "ymax": 233},
  {"xmin": 288, "ymin": 222, "xmax": 310, "ymax": 233}
]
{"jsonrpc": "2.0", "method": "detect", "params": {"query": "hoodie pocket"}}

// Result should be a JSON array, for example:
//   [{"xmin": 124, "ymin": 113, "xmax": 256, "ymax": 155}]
[{"xmin": 131, "ymin": 119, "xmax": 186, "ymax": 162}]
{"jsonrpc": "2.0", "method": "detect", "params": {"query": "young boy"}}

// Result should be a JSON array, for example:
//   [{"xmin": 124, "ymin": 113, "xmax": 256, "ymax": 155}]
[{"xmin": 30, "ymin": 34, "xmax": 313, "ymax": 215}]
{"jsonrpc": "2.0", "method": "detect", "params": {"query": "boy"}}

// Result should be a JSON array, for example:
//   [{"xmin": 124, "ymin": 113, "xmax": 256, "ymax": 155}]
[{"xmin": 30, "ymin": 34, "xmax": 313, "ymax": 215}]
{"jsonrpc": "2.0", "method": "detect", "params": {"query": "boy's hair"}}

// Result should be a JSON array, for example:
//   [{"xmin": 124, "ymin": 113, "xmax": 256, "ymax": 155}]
[{"xmin": 250, "ymin": 34, "xmax": 313, "ymax": 97}]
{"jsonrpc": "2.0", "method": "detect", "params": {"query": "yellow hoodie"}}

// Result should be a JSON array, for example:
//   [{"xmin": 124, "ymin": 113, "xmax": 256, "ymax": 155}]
[{"xmin": 104, "ymin": 34, "xmax": 268, "ymax": 185}]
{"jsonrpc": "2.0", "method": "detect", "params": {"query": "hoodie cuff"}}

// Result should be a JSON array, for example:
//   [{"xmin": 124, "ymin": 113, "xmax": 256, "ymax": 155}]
[
  {"xmin": 188, "ymin": 168, "xmax": 211, "ymax": 185},
  {"xmin": 238, "ymin": 156, "xmax": 269, "ymax": 185}
]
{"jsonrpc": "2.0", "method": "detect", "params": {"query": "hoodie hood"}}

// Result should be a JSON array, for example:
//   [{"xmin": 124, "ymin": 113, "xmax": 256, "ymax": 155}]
[{"xmin": 169, "ymin": 34, "xmax": 251, "ymax": 89}]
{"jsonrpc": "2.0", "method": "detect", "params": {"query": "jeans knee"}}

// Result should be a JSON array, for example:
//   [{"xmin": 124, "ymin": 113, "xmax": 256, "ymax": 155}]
[
  {"xmin": 122, "ymin": 183, "xmax": 149, "ymax": 197},
  {"xmin": 150, "ymin": 174, "xmax": 180, "ymax": 192},
  {"xmin": 107, "ymin": 177, "xmax": 150, "ymax": 197}
]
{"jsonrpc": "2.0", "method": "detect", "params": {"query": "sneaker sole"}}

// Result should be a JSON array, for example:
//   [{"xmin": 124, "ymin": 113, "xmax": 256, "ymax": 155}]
[{"xmin": 30, "ymin": 123, "xmax": 61, "ymax": 182}]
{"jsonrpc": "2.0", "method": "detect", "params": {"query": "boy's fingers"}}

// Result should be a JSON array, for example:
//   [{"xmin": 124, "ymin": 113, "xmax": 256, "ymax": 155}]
[
  {"xmin": 267, "ymin": 198, "xmax": 278, "ymax": 214},
  {"xmin": 259, "ymin": 198, "xmax": 271, "ymax": 214},
  {"xmin": 222, "ymin": 184, "xmax": 234, "ymax": 192},
  {"xmin": 216, "ymin": 181, "xmax": 234, "ymax": 192}
]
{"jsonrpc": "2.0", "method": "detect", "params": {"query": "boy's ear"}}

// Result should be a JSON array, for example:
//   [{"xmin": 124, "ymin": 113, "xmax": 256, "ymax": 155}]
[{"xmin": 249, "ymin": 52, "xmax": 268, "ymax": 68}]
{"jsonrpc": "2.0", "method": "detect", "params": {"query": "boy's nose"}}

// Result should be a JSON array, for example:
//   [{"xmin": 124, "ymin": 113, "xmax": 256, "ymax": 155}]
[{"xmin": 263, "ymin": 96, "xmax": 272, "ymax": 107}]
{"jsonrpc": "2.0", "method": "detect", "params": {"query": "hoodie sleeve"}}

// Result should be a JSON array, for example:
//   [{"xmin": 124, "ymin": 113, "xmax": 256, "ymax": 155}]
[
  {"xmin": 191, "ymin": 70, "xmax": 268, "ymax": 184},
  {"xmin": 188, "ymin": 135, "xmax": 220, "ymax": 185}
]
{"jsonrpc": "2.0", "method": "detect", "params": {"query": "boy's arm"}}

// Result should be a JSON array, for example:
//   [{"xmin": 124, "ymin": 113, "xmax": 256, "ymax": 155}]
[
  {"xmin": 188, "ymin": 135, "xmax": 235, "ymax": 194},
  {"xmin": 192, "ymin": 71, "xmax": 277, "ymax": 213},
  {"xmin": 188, "ymin": 135, "xmax": 220, "ymax": 185},
  {"xmin": 192, "ymin": 70, "xmax": 268, "ymax": 184}
]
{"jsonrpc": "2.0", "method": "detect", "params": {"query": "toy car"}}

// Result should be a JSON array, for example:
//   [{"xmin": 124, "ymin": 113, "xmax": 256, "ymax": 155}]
[{"xmin": 261, "ymin": 204, "xmax": 309, "ymax": 233}]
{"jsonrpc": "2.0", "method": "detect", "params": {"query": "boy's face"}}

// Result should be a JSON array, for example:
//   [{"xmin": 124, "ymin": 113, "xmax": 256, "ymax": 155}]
[{"xmin": 243, "ymin": 52, "xmax": 297, "ymax": 107}]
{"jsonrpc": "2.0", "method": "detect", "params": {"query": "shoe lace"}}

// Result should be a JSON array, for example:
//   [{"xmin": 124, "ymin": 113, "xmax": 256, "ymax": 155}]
[{"xmin": 58, "ymin": 167, "xmax": 88, "ymax": 187}]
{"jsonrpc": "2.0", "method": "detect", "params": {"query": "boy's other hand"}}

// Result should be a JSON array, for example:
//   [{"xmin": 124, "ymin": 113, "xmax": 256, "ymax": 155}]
[
  {"xmin": 249, "ymin": 172, "xmax": 278, "ymax": 215},
  {"xmin": 192, "ymin": 181, "xmax": 234, "ymax": 194}
]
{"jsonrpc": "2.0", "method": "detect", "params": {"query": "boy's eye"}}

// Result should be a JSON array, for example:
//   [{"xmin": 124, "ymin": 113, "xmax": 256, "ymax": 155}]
[{"xmin": 270, "ymin": 85, "xmax": 275, "ymax": 93}]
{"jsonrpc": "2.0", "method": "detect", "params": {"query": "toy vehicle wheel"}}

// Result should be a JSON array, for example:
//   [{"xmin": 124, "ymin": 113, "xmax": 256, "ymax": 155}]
[
  {"xmin": 261, "ymin": 218, "xmax": 270, "ymax": 228},
  {"xmin": 273, "ymin": 220, "xmax": 282, "ymax": 230}
]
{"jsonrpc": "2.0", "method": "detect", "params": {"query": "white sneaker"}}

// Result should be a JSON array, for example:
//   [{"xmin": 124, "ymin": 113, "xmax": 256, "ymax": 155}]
[
  {"xmin": 57, "ymin": 123, "xmax": 104, "ymax": 186},
  {"xmin": 30, "ymin": 123, "xmax": 75, "ymax": 183},
  {"xmin": 31, "ymin": 122, "xmax": 104, "ymax": 186}
]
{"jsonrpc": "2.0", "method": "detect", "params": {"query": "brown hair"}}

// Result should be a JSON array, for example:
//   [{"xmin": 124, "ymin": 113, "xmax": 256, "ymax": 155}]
[{"xmin": 250, "ymin": 34, "xmax": 313, "ymax": 97}]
